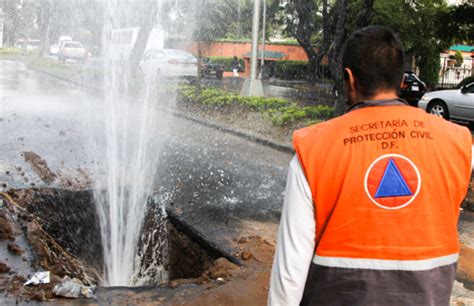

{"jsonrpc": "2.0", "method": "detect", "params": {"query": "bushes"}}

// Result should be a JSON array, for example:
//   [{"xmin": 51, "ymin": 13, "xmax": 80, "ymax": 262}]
[
  {"xmin": 209, "ymin": 56, "xmax": 245, "ymax": 72},
  {"xmin": 273, "ymin": 60, "xmax": 308, "ymax": 80},
  {"xmin": 178, "ymin": 85, "xmax": 334, "ymax": 127},
  {"xmin": 179, "ymin": 85, "xmax": 290, "ymax": 110},
  {"xmin": 270, "ymin": 105, "xmax": 334, "ymax": 127},
  {"xmin": 0, "ymin": 48, "xmax": 22, "ymax": 55}
]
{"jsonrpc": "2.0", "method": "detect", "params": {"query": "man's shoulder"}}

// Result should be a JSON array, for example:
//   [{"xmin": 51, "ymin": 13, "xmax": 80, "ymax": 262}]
[{"xmin": 293, "ymin": 112, "xmax": 353, "ymax": 140}]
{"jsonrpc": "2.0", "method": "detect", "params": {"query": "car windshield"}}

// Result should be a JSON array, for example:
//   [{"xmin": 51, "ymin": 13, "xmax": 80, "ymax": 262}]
[
  {"xmin": 404, "ymin": 74, "xmax": 416, "ymax": 82},
  {"xmin": 64, "ymin": 42, "xmax": 83, "ymax": 48},
  {"xmin": 147, "ymin": 50, "xmax": 165, "ymax": 59}
]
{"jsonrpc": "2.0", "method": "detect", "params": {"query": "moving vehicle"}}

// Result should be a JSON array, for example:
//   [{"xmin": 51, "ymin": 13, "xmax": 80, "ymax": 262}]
[
  {"xmin": 418, "ymin": 82, "xmax": 474, "ymax": 121},
  {"xmin": 58, "ymin": 41, "xmax": 88, "ymax": 63},
  {"xmin": 399, "ymin": 71, "xmax": 426, "ymax": 107},
  {"xmin": 201, "ymin": 58, "xmax": 224, "ymax": 80},
  {"xmin": 139, "ymin": 49, "xmax": 198, "ymax": 79}
]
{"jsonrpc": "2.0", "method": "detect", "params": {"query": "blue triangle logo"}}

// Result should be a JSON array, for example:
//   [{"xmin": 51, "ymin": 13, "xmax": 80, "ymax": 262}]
[{"xmin": 374, "ymin": 159, "xmax": 413, "ymax": 198}]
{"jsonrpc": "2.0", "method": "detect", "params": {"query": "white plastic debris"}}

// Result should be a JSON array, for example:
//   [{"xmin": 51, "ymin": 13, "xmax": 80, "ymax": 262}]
[
  {"xmin": 81, "ymin": 285, "xmax": 96, "ymax": 298},
  {"xmin": 24, "ymin": 271, "xmax": 50, "ymax": 286},
  {"xmin": 53, "ymin": 276, "xmax": 96, "ymax": 299}
]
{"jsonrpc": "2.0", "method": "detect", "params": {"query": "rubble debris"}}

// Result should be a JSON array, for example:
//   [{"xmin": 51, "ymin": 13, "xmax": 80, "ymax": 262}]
[
  {"xmin": 24, "ymin": 271, "xmax": 51, "ymax": 286},
  {"xmin": 241, "ymin": 251, "xmax": 252, "ymax": 260},
  {"xmin": 53, "ymin": 276, "xmax": 96, "ymax": 298},
  {"xmin": 26, "ymin": 220, "xmax": 101, "ymax": 286},
  {"xmin": 8, "ymin": 242, "xmax": 24, "ymax": 255},
  {"xmin": 170, "ymin": 280, "xmax": 179, "ymax": 288},
  {"xmin": 238, "ymin": 237, "xmax": 248, "ymax": 244},
  {"xmin": 207, "ymin": 258, "xmax": 238, "ymax": 280},
  {"xmin": 29, "ymin": 290, "xmax": 47, "ymax": 301},
  {"xmin": 0, "ymin": 210, "xmax": 15, "ymax": 240},
  {"xmin": 22, "ymin": 151, "xmax": 57, "ymax": 183},
  {"xmin": 0, "ymin": 261, "xmax": 11, "ymax": 273}
]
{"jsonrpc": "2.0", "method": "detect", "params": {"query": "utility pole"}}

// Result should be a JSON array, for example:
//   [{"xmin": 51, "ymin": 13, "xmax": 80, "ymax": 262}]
[
  {"xmin": 241, "ymin": 0, "xmax": 264, "ymax": 97},
  {"xmin": 259, "ymin": 0, "xmax": 266, "ymax": 79},
  {"xmin": 0, "ymin": 8, "xmax": 4, "ymax": 49}
]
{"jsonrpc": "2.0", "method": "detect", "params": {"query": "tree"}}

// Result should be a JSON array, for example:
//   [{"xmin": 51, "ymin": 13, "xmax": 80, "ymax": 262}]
[
  {"xmin": 452, "ymin": 50, "xmax": 464, "ymax": 68},
  {"xmin": 372, "ymin": 0, "xmax": 453, "ymax": 88},
  {"xmin": 437, "ymin": 3, "xmax": 474, "ymax": 45},
  {"xmin": 284, "ymin": 0, "xmax": 323, "ymax": 81},
  {"xmin": 36, "ymin": 0, "xmax": 54, "ymax": 57},
  {"xmin": 2, "ymin": 0, "xmax": 38, "ymax": 46},
  {"xmin": 328, "ymin": 0, "xmax": 349, "ymax": 116},
  {"xmin": 128, "ymin": 0, "xmax": 160, "ymax": 78}
]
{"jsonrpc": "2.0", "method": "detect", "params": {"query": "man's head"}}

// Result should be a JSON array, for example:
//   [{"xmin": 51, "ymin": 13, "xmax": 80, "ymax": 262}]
[{"xmin": 342, "ymin": 26, "xmax": 405, "ymax": 104}]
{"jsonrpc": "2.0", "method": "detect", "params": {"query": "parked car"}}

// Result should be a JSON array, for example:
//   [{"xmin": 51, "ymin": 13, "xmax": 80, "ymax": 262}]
[
  {"xmin": 58, "ymin": 36, "xmax": 72, "ymax": 46},
  {"xmin": 58, "ymin": 41, "xmax": 87, "ymax": 63},
  {"xmin": 49, "ymin": 44, "xmax": 59, "ymax": 56},
  {"xmin": 418, "ymin": 82, "xmax": 474, "ymax": 121},
  {"xmin": 139, "ymin": 49, "xmax": 198, "ymax": 79},
  {"xmin": 14, "ymin": 39, "xmax": 40, "ymax": 50},
  {"xmin": 201, "ymin": 58, "xmax": 224, "ymax": 80},
  {"xmin": 399, "ymin": 71, "xmax": 426, "ymax": 107}
]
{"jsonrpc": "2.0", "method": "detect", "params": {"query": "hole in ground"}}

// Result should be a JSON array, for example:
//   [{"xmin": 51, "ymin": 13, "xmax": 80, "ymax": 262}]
[{"xmin": 6, "ymin": 188, "xmax": 232, "ymax": 287}]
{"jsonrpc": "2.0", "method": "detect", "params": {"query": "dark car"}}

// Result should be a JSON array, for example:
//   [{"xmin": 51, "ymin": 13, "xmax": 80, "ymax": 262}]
[
  {"xmin": 201, "ymin": 58, "xmax": 224, "ymax": 80},
  {"xmin": 399, "ymin": 71, "xmax": 426, "ymax": 107}
]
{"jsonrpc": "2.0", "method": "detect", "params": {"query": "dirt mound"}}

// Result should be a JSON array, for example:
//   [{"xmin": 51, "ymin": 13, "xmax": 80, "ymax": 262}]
[{"xmin": 22, "ymin": 151, "xmax": 57, "ymax": 184}]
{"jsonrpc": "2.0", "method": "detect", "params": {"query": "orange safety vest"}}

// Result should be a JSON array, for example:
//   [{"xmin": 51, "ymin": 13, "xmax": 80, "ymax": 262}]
[{"xmin": 293, "ymin": 101, "xmax": 471, "ymax": 305}]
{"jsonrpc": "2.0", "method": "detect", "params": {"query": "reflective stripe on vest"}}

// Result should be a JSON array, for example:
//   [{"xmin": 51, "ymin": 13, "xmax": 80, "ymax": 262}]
[
  {"xmin": 293, "ymin": 103, "xmax": 472, "ymax": 304},
  {"xmin": 313, "ymin": 253, "xmax": 458, "ymax": 271}
]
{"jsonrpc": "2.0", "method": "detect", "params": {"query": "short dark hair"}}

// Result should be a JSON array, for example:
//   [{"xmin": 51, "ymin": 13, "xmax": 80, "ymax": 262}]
[{"xmin": 342, "ymin": 26, "xmax": 405, "ymax": 98}]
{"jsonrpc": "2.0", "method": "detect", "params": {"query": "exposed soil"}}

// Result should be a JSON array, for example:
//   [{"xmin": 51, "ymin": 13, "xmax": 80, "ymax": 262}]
[
  {"xmin": 0, "ymin": 190, "xmax": 102, "ymax": 302},
  {"xmin": 166, "ymin": 235, "xmax": 275, "ymax": 306},
  {"xmin": 459, "ymin": 244, "xmax": 474, "ymax": 290},
  {"xmin": 22, "ymin": 151, "xmax": 57, "ymax": 184}
]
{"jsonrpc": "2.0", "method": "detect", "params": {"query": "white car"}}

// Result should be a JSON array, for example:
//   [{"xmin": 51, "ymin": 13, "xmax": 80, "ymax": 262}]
[
  {"xmin": 49, "ymin": 44, "xmax": 59, "ymax": 56},
  {"xmin": 58, "ymin": 41, "xmax": 87, "ymax": 63},
  {"xmin": 418, "ymin": 82, "xmax": 474, "ymax": 121},
  {"xmin": 139, "ymin": 49, "xmax": 198, "ymax": 79}
]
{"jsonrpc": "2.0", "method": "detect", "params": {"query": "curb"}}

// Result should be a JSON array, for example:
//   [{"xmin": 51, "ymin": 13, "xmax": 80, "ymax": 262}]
[
  {"xmin": 35, "ymin": 69, "xmax": 102, "ymax": 94},
  {"xmin": 32, "ymin": 67, "xmax": 295, "ymax": 155}
]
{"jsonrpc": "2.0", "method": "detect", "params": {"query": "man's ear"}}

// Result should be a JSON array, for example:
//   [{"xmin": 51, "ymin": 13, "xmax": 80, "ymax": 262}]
[{"xmin": 344, "ymin": 68, "xmax": 357, "ymax": 93}]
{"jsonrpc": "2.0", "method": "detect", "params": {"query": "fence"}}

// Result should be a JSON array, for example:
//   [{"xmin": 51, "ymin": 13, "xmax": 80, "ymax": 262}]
[{"xmin": 438, "ymin": 67, "xmax": 472, "ymax": 89}]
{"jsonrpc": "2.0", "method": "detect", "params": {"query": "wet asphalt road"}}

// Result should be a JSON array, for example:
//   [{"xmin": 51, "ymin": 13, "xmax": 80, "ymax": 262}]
[{"xmin": 0, "ymin": 59, "xmax": 292, "ymax": 255}]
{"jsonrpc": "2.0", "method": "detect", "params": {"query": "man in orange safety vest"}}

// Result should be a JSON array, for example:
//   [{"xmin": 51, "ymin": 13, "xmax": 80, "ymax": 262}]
[{"xmin": 268, "ymin": 26, "xmax": 472, "ymax": 305}]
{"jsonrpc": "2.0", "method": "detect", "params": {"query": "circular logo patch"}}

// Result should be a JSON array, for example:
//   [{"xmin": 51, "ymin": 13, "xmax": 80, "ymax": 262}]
[{"xmin": 364, "ymin": 154, "xmax": 421, "ymax": 210}]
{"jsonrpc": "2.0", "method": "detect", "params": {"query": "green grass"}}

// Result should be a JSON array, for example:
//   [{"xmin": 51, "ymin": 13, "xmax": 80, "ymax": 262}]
[
  {"xmin": 27, "ymin": 58, "xmax": 102, "ymax": 85},
  {"xmin": 0, "ymin": 48, "xmax": 22, "ymax": 55},
  {"xmin": 178, "ymin": 85, "xmax": 334, "ymax": 128}
]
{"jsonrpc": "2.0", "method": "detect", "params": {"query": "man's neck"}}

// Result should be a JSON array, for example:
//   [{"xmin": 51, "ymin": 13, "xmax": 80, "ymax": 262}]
[{"xmin": 362, "ymin": 91, "xmax": 399, "ymax": 102}]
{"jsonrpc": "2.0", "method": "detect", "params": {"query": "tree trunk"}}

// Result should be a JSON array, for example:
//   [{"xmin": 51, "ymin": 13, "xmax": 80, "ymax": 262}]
[
  {"xmin": 332, "ymin": 0, "xmax": 373, "ymax": 116},
  {"xmin": 38, "ymin": 0, "xmax": 53, "ymax": 58},
  {"xmin": 293, "ymin": 0, "xmax": 318, "ymax": 81},
  {"xmin": 196, "ymin": 41, "xmax": 203, "ymax": 88},
  {"xmin": 128, "ymin": 0, "xmax": 158, "ymax": 79},
  {"xmin": 356, "ymin": 0, "xmax": 374, "ymax": 28},
  {"xmin": 314, "ymin": 0, "xmax": 330, "ymax": 79},
  {"xmin": 329, "ymin": 0, "xmax": 348, "ymax": 116}
]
